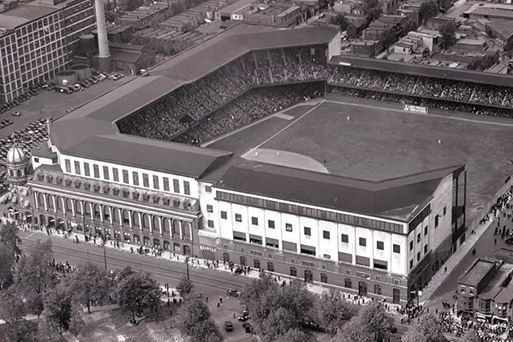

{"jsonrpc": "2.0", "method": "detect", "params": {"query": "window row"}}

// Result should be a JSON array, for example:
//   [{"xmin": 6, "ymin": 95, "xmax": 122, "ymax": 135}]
[{"xmin": 63, "ymin": 159, "xmax": 191, "ymax": 195}]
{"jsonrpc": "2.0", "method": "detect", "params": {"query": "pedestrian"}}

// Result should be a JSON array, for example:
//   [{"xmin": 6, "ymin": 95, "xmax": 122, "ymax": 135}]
[
  {"xmin": 217, "ymin": 302, "xmax": 220, "ymax": 308},
  {"xmin": 219, "ymin": 296, "xmax": 223, "ymax": 304},
  {"xmin": 206, "ymin": 297, "xmax": 208, "ymax": 302}
]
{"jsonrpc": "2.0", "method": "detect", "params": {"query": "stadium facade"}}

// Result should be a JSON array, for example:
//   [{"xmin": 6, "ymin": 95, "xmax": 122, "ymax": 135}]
[{"xmin": 5, "ymin": 23, "xmax": 470, "ymax": 305}]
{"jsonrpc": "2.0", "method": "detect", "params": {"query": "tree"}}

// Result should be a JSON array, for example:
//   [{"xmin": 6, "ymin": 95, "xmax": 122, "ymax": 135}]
[
  {"xmin": 69, "ymin": 301, "xmax": 85, "ymax": 336},
  {"xmin": 419, "ymin": 1, "xmax": 439, "ymax": 24},
  {"xmin": 440, "ymin": 22, "xmax": 457, "ymax": 49},
  {"xmin": 189, "ymin": 319, "xmax": 224, "ymax": 342},
  {"xmin": 334, "ymin": 317, "xmax": 374, "ymax": 342},
  {"xmin": 330, "ymin": 13, "xmax": 348, "ymax": 31},
  {"xmin": 317, "ymin": 291, "xmax": 354, "ymax": 335},
  {"xmin": 260, "ymin": 307, "xmax": 297, "ymax": 342},
  {"xmin": 358, "ymin": 302, "xmax": 393, "ymax": 342},
  {"xmin": 14, "ymin": 239, "xmax": 55, "ymax": 316},
  {"xmin": 346, "ymin": 23, "xmax": 358, "ymax": 38},
  {"xmin": 42, "ymin": 283, "xmax": 73, "ymax": 335},
  {"xmin": 176, "ymin": 295, "xmax": 223, "ymax": 342},
  {"xmin": 0, "ymin": 222, "xmax": 22, "ymax": 256},
  {"xmin": 0, "ymin": 287, "xmax": 26, "ymax": 323},
  {"xmin": 176, "ymin": 275, "xmax": 194, "ymax": 297},
  {"xmin": 276, "ymin": 328, "xmax": 313, "ymax": 342},
  {"xmin": 463, "ymin": 329, "xmax": 482, "ymax": 342},
  {"xmin": 379, "ymin": 29, "xmax": 397, "ymax": 49},
  {"xmin": 70, "ymin": 262, "xmax": 111, "ymax": 313},
  {"xmin": 114, "ymin": 272, "xmax": 161, "ymax": 322},
  {"xmin": 402, "ymin": 313, "xmax": 448, "ymax": 342},
  {"xmin": 1, "ymin": 320, "xmax": 38, "ymax": 342},
  {"xmin": 438, "ymin": 0, "xmax": 453, "ymax": 12},
  {"xmin": 0, "ymin": 242, "xmax": 15, "ymax": 289}
]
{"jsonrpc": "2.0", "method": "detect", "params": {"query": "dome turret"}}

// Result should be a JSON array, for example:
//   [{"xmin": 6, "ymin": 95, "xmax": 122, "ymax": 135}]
[{"xmin": 7, "ymin": 145, "xmax": 27, "ymax": 165}]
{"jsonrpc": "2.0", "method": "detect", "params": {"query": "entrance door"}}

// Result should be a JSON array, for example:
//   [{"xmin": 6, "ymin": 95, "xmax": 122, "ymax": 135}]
[{"xmin": 358, "ymin": 281, "xmax": 368, "ymax": 297}]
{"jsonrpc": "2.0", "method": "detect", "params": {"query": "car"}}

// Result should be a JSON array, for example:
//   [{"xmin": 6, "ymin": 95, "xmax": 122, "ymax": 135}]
[
  {"xmin": 11, "ymin": 111, "xmax": 21, "ymax": 117},
  {"xmin": 224, "ymin": 321, "xmax": 234, "ymax": 332},
  {"xmin": 227, "ymin": 289, "xmax": 240, "ymax": 297},
  {"xmin": 71, "ymin": 84, "xmax": 82, "ymax": 91},
  {"xmin": 242, "ymin": 322, "xmax": 253, "ymax": 334},
  {"xmin": 55, "ymin": 86, "xmax": 72, "ymax": 94},
  {"xmin": 238, "ymin": 311, "xmax": 250, "ymax": 322}
]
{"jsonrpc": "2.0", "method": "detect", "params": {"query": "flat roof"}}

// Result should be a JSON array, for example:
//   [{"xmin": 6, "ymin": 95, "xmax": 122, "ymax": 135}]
[
  {"xmin": 216, "ymin": 162, "xmax": 459, "ymax": 222},
  {"xmin": 460, "ymin": 259, "xmax": 495, "ymax": 287},
  {"xmin": 0, "ymin": 4, "xmax": 58, "ymax": 29},
  {"xmin": 486, "ymin": 21, "xmax": 513, "ymax": 40},
  {"xmin": 470, "ymin": 7, "xmax": 513, "ymax": 18}
]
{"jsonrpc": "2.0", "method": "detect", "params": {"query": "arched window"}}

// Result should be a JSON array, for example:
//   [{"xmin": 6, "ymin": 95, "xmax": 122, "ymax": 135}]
[
  {"xmin": 320, "ymin": 273, "xmax": 328, "ymax": 283},
  {"xmin": 393, "ymin": 289, "xmax": 400, "ymax": 304},
  {"xmin": 290, "ymin": 266, "xmax": 297, "ymax": 277},
  {"xmin": 267, "ymin": 262, "xmax": 274, "ymax": 272},
  {"xmin": 240, "ymin": 256, "xmax": 247, "ymax": 266},
  {"xmin": 253, "ymin": 259, "xmax": 261, "ymax": 269},
  {"xmin": 344, "ymin": 278, "xmax": 352, "ymax": 289}
]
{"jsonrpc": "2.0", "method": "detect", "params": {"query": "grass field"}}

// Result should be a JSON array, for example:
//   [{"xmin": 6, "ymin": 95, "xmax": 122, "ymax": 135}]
[{"xmin": 211, "ymin": 97, "xmax": 513, "ymax": 224}]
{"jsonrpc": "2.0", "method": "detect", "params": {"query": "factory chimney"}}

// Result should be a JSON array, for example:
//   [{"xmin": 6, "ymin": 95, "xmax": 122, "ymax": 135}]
[{"xmin": 94, "ymin": 0, "xmax": 111, "ymax": 72}]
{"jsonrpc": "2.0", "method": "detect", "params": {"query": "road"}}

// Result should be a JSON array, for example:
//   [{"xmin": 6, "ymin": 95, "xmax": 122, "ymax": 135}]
[{"xmin": 19, "ymin": 230, "xmax": 252, "ymax": 298}]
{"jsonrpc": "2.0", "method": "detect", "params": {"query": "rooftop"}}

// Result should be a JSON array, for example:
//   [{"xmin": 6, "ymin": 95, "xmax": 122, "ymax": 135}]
[
  {"xmin": 459, "ymin": 259, "xmax": 496, "ymax": 288},
  {"xmin": 0, "ymin": 3, "xmax": 58, "ymax": 29},
  {"xmin": 486, "ymin": 21, "xmax": 513, "ymax": 41}
]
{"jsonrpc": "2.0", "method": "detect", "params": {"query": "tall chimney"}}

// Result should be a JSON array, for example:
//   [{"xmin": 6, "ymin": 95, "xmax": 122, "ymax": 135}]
[{"xmin": 94, "ymin": 0, "xmax": 111, "ymax": 72}]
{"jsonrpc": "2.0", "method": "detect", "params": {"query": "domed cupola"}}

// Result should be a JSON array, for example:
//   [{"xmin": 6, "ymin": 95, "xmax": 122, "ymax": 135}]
[{"xmin": 6, "ymin": 144, "xmax": 29, "ymax": 185}]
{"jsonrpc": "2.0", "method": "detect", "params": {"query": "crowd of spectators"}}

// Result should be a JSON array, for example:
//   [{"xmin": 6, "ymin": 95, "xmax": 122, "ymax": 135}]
[
  {"xmin": 439, "ymin": 311, "xmax": 510, "ymax": 342},
  {"xmin": 174, "ymin": 83, "xmax": 324, "ymax": 145},
  {"xmin": 118, "ymin": 47, "xmax": 513, "ymax": 144}
]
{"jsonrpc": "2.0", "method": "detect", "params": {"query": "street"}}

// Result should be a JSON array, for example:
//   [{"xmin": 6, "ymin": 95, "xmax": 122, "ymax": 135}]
[{"xmin": 19, "ymin": 230, "xmax": 253, "ymax": 298}]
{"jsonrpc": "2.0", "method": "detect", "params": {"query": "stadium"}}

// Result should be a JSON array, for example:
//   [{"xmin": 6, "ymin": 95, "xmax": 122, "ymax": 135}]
[{"xmin": 6, "ymin": 22, "xmax": 513, "ymax": 305}]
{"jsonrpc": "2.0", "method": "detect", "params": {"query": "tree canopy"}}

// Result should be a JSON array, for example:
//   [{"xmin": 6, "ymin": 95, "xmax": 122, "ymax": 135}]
[
  {"xmin": 440, "ymin": 22, "xmax": 458, "ymax": 49},
  {"xmin": 114, "ymin": 271, "xmax": 161, "ymax": 321},
  {"xmin": 317, "ymin": 291, "xmax": 355, "ymax": 335},
  {"xmin": 176, "ymin": 295, "xmax": 223, "ymax": 342},
  {"xmin": 176, "ymin": 275, "xmax": 194, "ymax": 297},
  {"xmin": 69, "ymin": 262, "xmax": 111, "ymax": 313},
  {"xmin": 335, "ymin": 302, "xmax": 392, "ymax": 342},
  {"xmin": 419, "ymin": 1, "xmax": 439, "ymax": 24},
  {"xmin": 402, "ymin": 313, "xmax": 448, "ymax": 342}
]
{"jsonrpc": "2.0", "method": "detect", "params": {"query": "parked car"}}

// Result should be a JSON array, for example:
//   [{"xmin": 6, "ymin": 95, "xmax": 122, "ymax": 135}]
[
  {"xmin": 11, "ymin": 111, "xmax": 21, "ymax": 117},
  {"xmin": 224, "ymin": 321, "xmax": 233, "ymax": 332},
  {"xmin": 71, "ymin": 84, "xmax": 82, "ymax": 91},
  {"xmin": 238, "ymin": 311, "xmax": 250, "ymax": 322},
  {"xmin": 227, "ymin": 289, "xmax": 240, "ymax": 297},
  {"xmin": 242, "ymin": 322, "xmax": 253, "ymax": 334}
]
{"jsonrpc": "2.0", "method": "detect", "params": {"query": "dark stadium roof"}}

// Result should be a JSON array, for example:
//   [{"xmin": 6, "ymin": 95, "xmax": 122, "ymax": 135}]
[
  {"xmin": 66, "ymin": 134, "xmax": 233, "ymax": 178},
  {"xmin": 216, "ymin": 162, "xmax": 463, "ymax": 222},
  {"xmin": 331, "ymin": 55, "xmax": 513, "ymax": 88},
  {"xmin": 152, "ymin": 23, "xmax": 340, "ymax": 81},
  {"xmin": 50, "ymin": 23, "xmax": 339, "ymax": 178}
]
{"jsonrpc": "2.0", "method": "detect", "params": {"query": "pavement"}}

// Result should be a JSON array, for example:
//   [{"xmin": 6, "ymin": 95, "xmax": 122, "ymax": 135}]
[{"xmin": 421, "ymin": 196, "xmax": 513, "ymax": 308}]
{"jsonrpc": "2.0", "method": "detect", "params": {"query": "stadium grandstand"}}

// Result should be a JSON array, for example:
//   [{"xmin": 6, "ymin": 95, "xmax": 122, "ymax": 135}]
[{"xmin": 6, "ymin": 22, "xmax": 513, "ymax": 306}]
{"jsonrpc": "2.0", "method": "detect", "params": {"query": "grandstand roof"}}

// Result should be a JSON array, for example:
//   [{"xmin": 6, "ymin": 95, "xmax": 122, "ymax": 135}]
[
  {"xmin": 50, "ymin": 24, "xmax": 339, "ymax": 178},
  {"xmin": 216, "ymin": 162, "xmax": 462, "ymax": 222},
  {"xmin": 331, "ymin": 55, "xmax": 513, "ymax": 88},
  {"xmin": 151, "ymin": 23, "xmax": 339, "ymax": 81},
  {"xmin": 65, "ymin": 134, "xmax": 232, "ymax": 178}
]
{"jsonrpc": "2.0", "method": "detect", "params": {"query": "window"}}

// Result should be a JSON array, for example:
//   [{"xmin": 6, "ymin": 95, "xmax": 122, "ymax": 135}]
[
  {"xmin": 207, "ymin": 220, "xmax": 214, "ymax": 228},
  {"xmin": 132, "ymin": 172, "xmax": 139, "ymax": 186},
  {"xmin": 220, "ymin": 211, "xmax": 227, "ymax": 219},
  {"xmin": 103, "ymin": 166, "xmax": 109, "ymax": 180},
  {"xmin": 341, "ymin": 234, "xmax": 349, "ymax": 243},
  {"xmin": 344, "ymin": 278, "xmax": 352, "ymax": 288},
  {"xmin": 153, "ymin": 175, "xmax": 159, "ymax": 189},
  {"xmin": 320, "ymin": 273, "xmax": 328, "ymax": 283},
  {"xmin": 268, "ymin": 220, "xmax": 275, "ymax": 229},
  {"xmin": 424, "ymin": 226, "xmax": 428, "ymax": 235},
  {"xmin": 290, "ymin": 267, "xmax": 297, "ymax": 277},
  {"xmin": 443, "ymin": 206, "xmax": 447, "ymax": 216},
  {"xmin": 74, "ymin": 161, "xmax": 80, "ymax": 175},
  {"xmin": 122, "ymin": 170, "xmax": 129, "ymax": 184},
  {"xmin": 374, "ymin": 284, "xmax": 382, "ymax": 295},
  {"xmin": 435, "ymin": 215, "xmax": 439, "ymax": 227},
  {"xmin": 393, "ymin": 289, "xmax": 400, "ymax": 304},
  {"xmin": 304, "ymin": 227, "xmax": 311, "ymax": 236},
  {"xmin": 142, "ymin": 174, "xmax": 149, "ymax": 187},
  {"xmin": 64, "ymin": 159, "xmax": 71, "ymax": 172},
  {"xmin": 253, "ymin": 259, "xmax": 260, "ymax": 269},
  {"xmin": 417, "ymin": 252, "xmax": 421, "ymax": 261},
  {"xmin": 410, "ymin": 259, "xmax": 413, "ymax": 268},
  {"xmin": 84, "ymin": 162, "xmax": 90, "ymax": 176},
  {"xmin": 323, "ymin": 230, "xmax": 330, "ymax": 239},
  {"xmin": 359, "ymin": 237, "xmax": 366, "ymax": 247},
  {"xmin": 163, "ymin": 177, "xmax": 170, "ymax": 191},
  {"xmin": 417, "ymin": 233, "xmax": 421, "ymax": 243},
  {"xmin": 205, "ymin": 185, "xmax": 212, "ymax": 193},
  {"xmin": 93, "ymin": 164, "xmax": 99, "ymax": 178},
  {"xmin": 113, "ymin": 168, "xmax": 119, "ymax": 182},
  {"xmin": 34, "ymin": 157, "xmax": 39, "ymax": 163},
  {"xmin": 206, "ymin": 205, "xmax": 213, "ymax": 213},
  {"xmin": 184, "ymin": 181, "xmax": 190, "ymax": 195},
  {"xmin": 424, "ymin": 244, "xmax": 428, "ymax": 253},
  {"xmin": 173, "ymin": 179, "xmax": 180, "ymax": 193},
  {"xmin": 409, "ymin": 241, "xmax": 413, "ymax": 250},
  {"xmin": 251, "ymin": 217, "xmax": 258, "ymax": 225},
  {"xmin": 235, "ymin": 214, "xmax": 242, "ymax": 222},
  {"xmin": 285, "ymin": 223, "xmax": 292, "ymax": 232},
  {"xmin": 393, "ymin": 244, "xmax": 400, "ymax": 254},
  {"xmin": 377, "ymin": 241, "xmax": 384, "ymax": 250}
]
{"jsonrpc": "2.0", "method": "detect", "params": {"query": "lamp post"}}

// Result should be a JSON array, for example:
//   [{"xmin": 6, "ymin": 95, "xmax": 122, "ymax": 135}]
[
  {"xmin": 185, "ymin": 256, "xmax": 190, "ymax": 281},
  {"xmin": 103, "ymin": 238, "xmax": 108, "ymax": 272}
]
